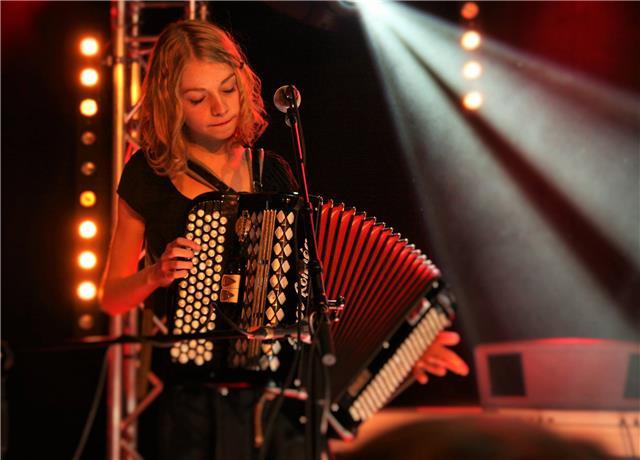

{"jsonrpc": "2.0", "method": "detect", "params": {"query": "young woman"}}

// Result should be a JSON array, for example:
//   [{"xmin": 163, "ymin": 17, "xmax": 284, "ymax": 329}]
[{"xmin": 100, "ymin": 19, "xmax": 468, "ymax": 460}]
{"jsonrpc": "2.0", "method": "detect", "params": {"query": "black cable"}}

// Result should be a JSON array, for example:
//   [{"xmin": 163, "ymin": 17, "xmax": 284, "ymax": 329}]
[
  {"xmin": 304, "ymin": 340, "xmax": 315, "ymax": 460},
  {"xmin": 214, "ymin": 304, "xmax": 250, "ymax": 337},
  {"xmin": 71, "ymin": 349, "xmax": 109, "ymax": 460},
  {"xmin": 620, "ymin": 417, "xmax": 637, "ymax": 457},
  {"xmin": 304, "ymin": 332, "xmax": 325, "ymax": 460},
  {"xmin": 303, "ymin": 243, "xmax": 320, "ymax": 460},
  {"xmin": 257, "ymin": 344, "xmax": 303, "ymax": 460},
  {"xmin": 306, "ymin": 320, "xmax": 333, "ymax": 460},
  {"xmin": 320, "ymin": 357, "xmax": 331, "ymax": 437}
]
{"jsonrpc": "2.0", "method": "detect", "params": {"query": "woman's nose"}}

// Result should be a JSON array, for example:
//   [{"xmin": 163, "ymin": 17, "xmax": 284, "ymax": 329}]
[{"xmin": 209, "ymin": 94, "xmax": 226, "ymax": 116}]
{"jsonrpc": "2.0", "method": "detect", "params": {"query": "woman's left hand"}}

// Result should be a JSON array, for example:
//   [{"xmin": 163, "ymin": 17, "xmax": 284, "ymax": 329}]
[{"xmin": 412, "ymin": 331, "xmax": 469, "ymax": 384}]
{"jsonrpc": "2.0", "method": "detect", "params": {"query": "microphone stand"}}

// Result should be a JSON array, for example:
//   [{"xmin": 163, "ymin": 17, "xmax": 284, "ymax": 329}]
[
  {"xmin": 280, "ymin": 85, "xmax": 335, "ymax": 460},
  {"xmin": 281, "ymin": 85, "xmax": 335, "ymax": 366}
]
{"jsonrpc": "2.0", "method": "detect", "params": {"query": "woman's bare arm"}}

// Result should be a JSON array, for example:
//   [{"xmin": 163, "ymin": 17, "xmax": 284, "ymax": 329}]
[{"xmin": 99, "ymin": 198, "xmax": 199, "ymax": 316}]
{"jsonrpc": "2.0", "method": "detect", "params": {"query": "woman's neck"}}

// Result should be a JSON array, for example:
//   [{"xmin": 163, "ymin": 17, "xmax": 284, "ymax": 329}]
[{"xmin": 186, "ymin": 141, "xmax": 245, "ymax": 174}]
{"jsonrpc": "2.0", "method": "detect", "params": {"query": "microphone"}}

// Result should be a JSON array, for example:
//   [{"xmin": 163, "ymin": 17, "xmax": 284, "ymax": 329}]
[{"xmin": 273, "ymin": 85, "xmax": 302, "ymax": 113}]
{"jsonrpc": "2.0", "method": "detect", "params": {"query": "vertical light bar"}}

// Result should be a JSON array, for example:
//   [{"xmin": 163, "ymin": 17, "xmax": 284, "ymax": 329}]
[
  {"xmin": 460, "ymin": 1, "xmax": 483, "ymax": 110},
  {"xmin": 187, "ymin": 0, "xmax": 196, "ymax": 20}
]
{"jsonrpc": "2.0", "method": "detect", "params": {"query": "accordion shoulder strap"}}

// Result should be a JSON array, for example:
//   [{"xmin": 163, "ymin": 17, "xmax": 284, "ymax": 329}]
[
  {"xmin": 186, "ymin": 158, "xmax": 236, "ymax": 193},
  {"xmin": 186, "ymin": 148, "xmax": 263, "ymax": 193},
  {"xmin": 251, "ymin": 147, "xmax": 265, "ymax": 192}
]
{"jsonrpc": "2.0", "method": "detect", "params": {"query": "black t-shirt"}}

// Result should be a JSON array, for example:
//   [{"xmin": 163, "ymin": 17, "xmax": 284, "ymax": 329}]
[{"xmin": 117, "ymin": 150, "xmax": 299, "ymax": 384}]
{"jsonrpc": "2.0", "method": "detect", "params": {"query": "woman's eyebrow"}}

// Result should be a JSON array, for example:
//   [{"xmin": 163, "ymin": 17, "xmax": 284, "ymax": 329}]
[
  {"xmin": 221, "ymin": 73, "xmax": 236, "ymax": 84},
  {"xmin": 181, "ymin": 73, "xmax": 236, "ymax": 94}
]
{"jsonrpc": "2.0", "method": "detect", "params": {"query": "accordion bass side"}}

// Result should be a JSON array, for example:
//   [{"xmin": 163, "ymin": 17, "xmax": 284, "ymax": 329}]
[
  {"xmin": 168, "ymin": 193, "xmax": 455, "ymax": 432},
  {"xmin": 316, "ymin": 201, "xmax": 455, "ymax": 438}
]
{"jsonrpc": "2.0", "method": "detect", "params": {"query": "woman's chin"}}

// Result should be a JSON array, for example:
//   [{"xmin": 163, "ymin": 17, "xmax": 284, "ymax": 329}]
[{"xmin": 187, "ymin": 132, "xmax": 235, "ymax": 151}]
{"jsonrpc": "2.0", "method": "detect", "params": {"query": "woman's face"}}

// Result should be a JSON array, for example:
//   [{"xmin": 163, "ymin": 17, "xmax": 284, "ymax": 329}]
[{"xmin": 179, "ymin": 59, "xmax": 240, "ymax": 148}]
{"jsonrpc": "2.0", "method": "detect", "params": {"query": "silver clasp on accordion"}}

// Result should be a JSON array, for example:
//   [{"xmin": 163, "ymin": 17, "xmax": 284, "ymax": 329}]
[{"xmin": 326, "ymin": 296, "xmax": 345, "ymax": 323}]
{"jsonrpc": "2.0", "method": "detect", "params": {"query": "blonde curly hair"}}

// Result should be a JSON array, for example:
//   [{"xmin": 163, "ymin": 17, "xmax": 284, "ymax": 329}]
[{"xmin": 138, "ymin": 20, "xmax": 267, "ymax": 176}]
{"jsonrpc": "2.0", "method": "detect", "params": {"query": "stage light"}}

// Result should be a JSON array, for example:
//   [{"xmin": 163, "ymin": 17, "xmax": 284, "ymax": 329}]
[
  {"xmin": 460, "ymin": 2, "xmax": 479, "ymax": 20},
  {"xmin": 81, "ymin": 131, "xmax": 96, "ymax": 146},
  {"xmin": 79, "ymin": 191, "xmax": 97, "ymax": 207},
  {"xmin": 79, "ymin": 220, "xmax": 97, "ymax": 239},
  {"xmin": 80, "ymin": 68, "xmax": 99, "ymax": 87},
  {"xmin": 78, "ymin": 314, "xmax": 95, "ymax": 330},
  {"xmin": 78, "ymin": 251, "xmax": 97, "ymax": 269},
  {"xmin": 81, "ymin": 161, "xmax": 96, "ymax": 176},
  {"xmin": 80, "ymin": 98, "xmax": 98, "ymax": 117},
  {"xmin": 356, "ymin": 0, "xmax": 387, "ymax": 18},
  {"xmin": 80, "ymin": 37, "xmax": 99, "ymax": 57},
  {"xmin": 338, "ymin": 0, "xmax": 357, "ymax": 9},
  {"xmin": 461, "ymin": 30, "xmax": 481, "ymax": 50},
  {"xmin": 462, "ymin": 60, "xmax": 483, "ymax": 80},
  {"xmin": 462, "ymin": 90, "xmax": 483, "ymax": 110},
  {"xmin": 77, "ymin": 281, "xmax": 97, "ymax": 301}
]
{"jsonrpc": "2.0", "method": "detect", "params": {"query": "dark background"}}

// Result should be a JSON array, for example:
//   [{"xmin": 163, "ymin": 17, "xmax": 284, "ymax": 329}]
[{"xmin": 2, "ymin": 1, "xmax": 639, "ymax": 458}]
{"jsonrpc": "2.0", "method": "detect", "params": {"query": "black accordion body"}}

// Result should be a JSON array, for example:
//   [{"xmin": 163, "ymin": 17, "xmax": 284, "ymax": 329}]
[
  {"xmin": 169, "ymin": 193, "xmax": 304, "ymax": 380},
  {"xmin": 168, "ymin": 192, "xmax": 455, "ymax": 435}
]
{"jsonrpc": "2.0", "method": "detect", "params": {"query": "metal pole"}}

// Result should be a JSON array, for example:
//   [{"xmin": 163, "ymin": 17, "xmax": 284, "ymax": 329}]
[
  {"xmin": 122, "ymin": 3, "xmax": 143, "ymax": 456},
  {"xmin": 108, "ymin": 1, "xmax": 126, "ymax": 459}
]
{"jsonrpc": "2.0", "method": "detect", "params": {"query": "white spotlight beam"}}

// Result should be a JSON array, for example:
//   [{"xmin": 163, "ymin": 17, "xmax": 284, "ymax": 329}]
[{"xmin": 357, "ymin": 2, "xmax": 638, "ymax": 339}]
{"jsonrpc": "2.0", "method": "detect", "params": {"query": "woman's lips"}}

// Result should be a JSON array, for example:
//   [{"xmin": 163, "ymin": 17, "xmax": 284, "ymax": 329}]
[{"xmin": 208, "ymin": 117, "xmax": 235, "ymax": 127}]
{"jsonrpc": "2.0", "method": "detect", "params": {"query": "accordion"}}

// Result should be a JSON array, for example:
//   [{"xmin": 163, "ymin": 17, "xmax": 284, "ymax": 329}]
[{"xmin": 168, "ymin": 192, "xmax": 455, "ymax": 434}]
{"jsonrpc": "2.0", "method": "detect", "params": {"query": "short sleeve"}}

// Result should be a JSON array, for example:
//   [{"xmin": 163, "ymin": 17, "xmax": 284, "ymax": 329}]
[
  {"xmin": 117, "ymin": 150, "xmax": 157, "ymax": 220},
  {"xmin": 262, "ymin": 151, "xmax": 300, "ymax": 193}
]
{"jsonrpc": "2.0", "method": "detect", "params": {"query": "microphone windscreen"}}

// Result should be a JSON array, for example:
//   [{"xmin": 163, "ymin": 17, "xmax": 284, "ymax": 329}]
[{"xmin": 273, "ymin": 85, "xmax": 302, "ymax": 113}]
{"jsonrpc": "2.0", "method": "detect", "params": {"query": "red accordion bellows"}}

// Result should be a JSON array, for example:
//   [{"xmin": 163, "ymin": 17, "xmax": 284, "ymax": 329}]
[{"xmin": 316, "ymin": 200, "xmax": 442, "ymax": 398}]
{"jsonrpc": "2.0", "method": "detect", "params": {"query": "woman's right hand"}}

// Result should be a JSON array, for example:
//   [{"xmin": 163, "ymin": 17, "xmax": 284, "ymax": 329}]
[{"xmin": 150, "ymin": 237, "xmax": 202, "ymax": 287}]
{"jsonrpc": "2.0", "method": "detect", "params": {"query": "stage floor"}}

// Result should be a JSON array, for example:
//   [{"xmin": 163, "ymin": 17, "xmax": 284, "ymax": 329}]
[{"xmin": 329, "ymin": 406, "xmax": 639, "ymax": 459}]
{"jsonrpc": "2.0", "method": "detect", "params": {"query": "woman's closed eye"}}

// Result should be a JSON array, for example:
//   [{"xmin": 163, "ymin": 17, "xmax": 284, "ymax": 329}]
[
  {"xmin": 189, "ymin": 97, "xmax": 205, "ymax": 105},
  {"xmin": 221, "ymin": 85, "xmax": 237, "ymax": 94}
]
